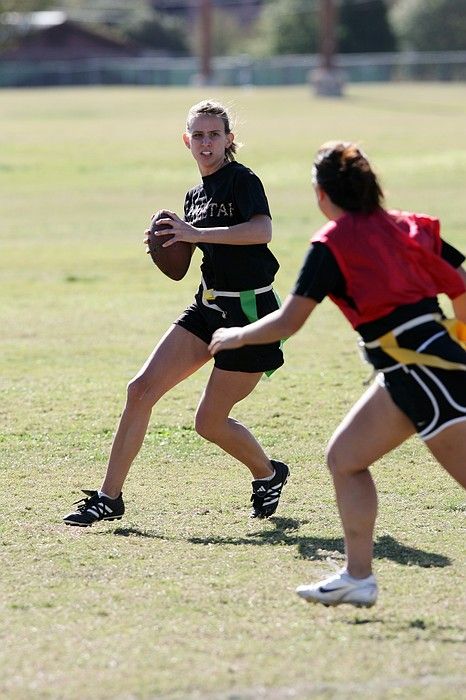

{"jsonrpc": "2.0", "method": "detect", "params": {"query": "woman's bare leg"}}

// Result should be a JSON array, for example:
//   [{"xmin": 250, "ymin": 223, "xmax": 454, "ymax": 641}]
[
  {"xmin": 424, "ymin": 421, "xmax": 466, "ymax": 489},
  {"xmin": 326, "ymin": 380, "xmax": 416, "ymax": 578},
  {"xmin": 101, "ymin": 325, "xmax": 211, "ymax": 497},
  {"xmin": 194, "ymin": 367, "xmax": 274, "ymax": 479}
]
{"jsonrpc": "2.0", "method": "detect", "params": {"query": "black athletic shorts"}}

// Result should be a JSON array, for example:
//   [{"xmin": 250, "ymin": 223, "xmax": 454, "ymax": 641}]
[
  {"xmin": 175, "ymin": 286, "xmax": 284, "ymax": 373},
  {"xmin": 366, "ymin": 319, "xmax": 466, "ymax": 441}
]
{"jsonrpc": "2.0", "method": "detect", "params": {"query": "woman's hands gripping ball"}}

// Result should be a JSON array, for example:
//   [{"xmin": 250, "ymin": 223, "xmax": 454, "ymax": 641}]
[{"xmin": 145, "ymin": 210, "xmax": 193, "ymax": 281}]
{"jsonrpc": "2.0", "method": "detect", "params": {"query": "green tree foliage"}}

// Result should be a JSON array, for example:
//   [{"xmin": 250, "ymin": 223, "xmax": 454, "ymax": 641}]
[
  {"xmin": 251, "ymin": 0, "xmax": 397, "ymax": 57},
  {"xmin": 0, "ymin": 0, "xmax": 52, "ymax": 11},
  {"xmin": 183, "ymin": 7, "xmax": 253, "ymax": 58},
  {"xmin": 391, "ymin": 0, "xmax": 466, "ymax": 51},
  {"xmin": 123, "ymin": 10, "xmax": 189, "ymax": 55},
  {"xmin": 56, "ymin": 1, "xmax": 189, "ymax": 54},
  {"xmin": 254, "ymin": 0, "xmax": 319, "ymax": 55},
  {"xmin": 209, "ymin": 9, "xmax": 254, "ymax": 56},
  {"xmin": 339, "ymin": 0, "xmax": 397, "ymax": 53}
]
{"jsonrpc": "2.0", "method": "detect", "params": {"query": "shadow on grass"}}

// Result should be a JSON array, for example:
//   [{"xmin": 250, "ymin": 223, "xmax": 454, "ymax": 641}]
[
  {"xmin": 112, "ymin": 519, "xmax": 451, "ymax": 569},
  {"xmin": 343, "ymin": 616, "xmax": 465, "ymax": 642},
  {"xmin": 112, "ymin": 526, "xmax": 157, "ymax": 539},
  {"xmin": 192, "ymin": 517, "xmax": 451, "ymax": 568}
]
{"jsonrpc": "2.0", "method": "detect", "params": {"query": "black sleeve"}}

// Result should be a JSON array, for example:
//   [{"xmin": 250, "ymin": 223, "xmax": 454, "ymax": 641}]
[
  {"xmin": 441, "ymin": 239, "xmax": 465, "ymax": 268},
  {"xmin": 233, "ymin": 170, "xmax": 271, "ymax": 221},
  {"xmin": 292, "ymin": 242, "xmax": 345, "ymax": 302}
]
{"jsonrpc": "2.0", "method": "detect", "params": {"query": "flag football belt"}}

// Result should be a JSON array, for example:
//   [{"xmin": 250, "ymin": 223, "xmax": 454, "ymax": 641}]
[
  {"xmin": 201, "ymin": 277, "xmax": 276, "ymax": 318},
  {"xmin": 202, "ymin": 283, "xmax": 274, "ymax": 302},
  {"xmin": 363, "ymin": 313, "xmax": 466, "ymax": 371},
  {"xmin": 201, "ymin": 277, "xmax": 282, "ymax": 377}
]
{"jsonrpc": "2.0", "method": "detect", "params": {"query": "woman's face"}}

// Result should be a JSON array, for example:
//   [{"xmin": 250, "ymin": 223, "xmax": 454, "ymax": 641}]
[{"xmin": 183, "ymin": 114, "xmax": 233, "ymax": 176}]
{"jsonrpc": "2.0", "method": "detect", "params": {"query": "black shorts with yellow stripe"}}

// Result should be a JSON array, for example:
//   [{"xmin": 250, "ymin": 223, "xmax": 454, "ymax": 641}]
[{"xmin": 366, "ymin": 319, "xmax": 466, "ymax": 441}]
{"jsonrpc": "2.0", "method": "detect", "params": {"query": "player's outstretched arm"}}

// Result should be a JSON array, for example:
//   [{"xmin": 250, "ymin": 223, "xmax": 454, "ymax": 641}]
[
  {"xmin": 452, "ymin": 266, "xmax": 466, "ymax": 322},
  {"xmin": 453, "ymin": 292, "xmax": 466, "ymax": 323},
  {"xmin": 209, "ymin": 294, "xmax": 317, "ymax": 355}
]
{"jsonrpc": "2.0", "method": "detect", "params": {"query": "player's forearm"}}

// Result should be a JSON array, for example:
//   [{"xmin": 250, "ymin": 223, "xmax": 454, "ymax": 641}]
[
  {"xmin": 452, "ymin": 266, "xmax": 466, "ymax": 322},
  {"xmin": 238, "ymin": 309, "xmax": 293, "ymax": 345},
  {"xmin": 456, "ymin": 265, "xmax": 466, "ymax": 288},
  {"xmin": 240, "ymin": 295, "xmax": 317, "ymax": 345},
  {"xmin": 452, "ymin": 292, "xmax": 466, "ymax": 323},
  {"xmin": 197, "ymin": 216, "xmax": 271, "ymax": 245},
  {"xmin": 209, "ymin": 295, "xmax": 317, "ymax": 355}
]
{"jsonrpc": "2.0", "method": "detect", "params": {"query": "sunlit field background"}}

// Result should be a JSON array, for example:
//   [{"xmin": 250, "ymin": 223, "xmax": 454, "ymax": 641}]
[{"xmin": 1, "ymin": 84, "xmax": 465, "ymax": 699}]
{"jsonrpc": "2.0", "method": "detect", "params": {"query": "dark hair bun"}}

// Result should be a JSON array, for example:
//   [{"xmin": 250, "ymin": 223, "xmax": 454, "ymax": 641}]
[{"xmin": 313, "ymin": 142, "xmax": 383, "ymax": 213}]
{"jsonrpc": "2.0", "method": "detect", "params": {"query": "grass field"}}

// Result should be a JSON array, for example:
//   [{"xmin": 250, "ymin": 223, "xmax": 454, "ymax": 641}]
[{"xmin": 1, "ymin": 84, "xmax": 465, "ymax": 699}]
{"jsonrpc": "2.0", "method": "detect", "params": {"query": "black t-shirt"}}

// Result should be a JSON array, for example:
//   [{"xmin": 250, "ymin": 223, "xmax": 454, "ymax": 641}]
[
  {"xmin": 184, "ymin": 161, "xmax": 279, "ymax": 291},
  {"xmin": 293, "ymin": 239, "xmax": 465, "ymax": 341}
]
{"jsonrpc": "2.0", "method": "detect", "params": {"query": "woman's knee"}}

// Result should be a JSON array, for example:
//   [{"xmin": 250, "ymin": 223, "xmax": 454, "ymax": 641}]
[
  {"xmin": 194, "ymin": 405, "xmax": 221, "ymax": 442},
  {"xmin": 325, "ymin": 443, "xmax": 341, "ymax": 476},
  {"xmin": 126, "ymin": 375, "xmax": 155, "ymax": 406},
  {"xmin": 326, "ymin": 441, "xmax": 366, "ymax": 478}
]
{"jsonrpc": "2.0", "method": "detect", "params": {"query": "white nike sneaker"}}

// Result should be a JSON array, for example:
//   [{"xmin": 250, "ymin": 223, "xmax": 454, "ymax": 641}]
[{"xmin": 296, "ymin": 570, "xmax": 378, "ymax": 608}]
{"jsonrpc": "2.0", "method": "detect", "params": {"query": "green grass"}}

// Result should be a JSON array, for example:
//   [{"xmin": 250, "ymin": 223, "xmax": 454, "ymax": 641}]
[{"xmin": 1, "ymin": 84, "xmax": 465, "ymax": 699}]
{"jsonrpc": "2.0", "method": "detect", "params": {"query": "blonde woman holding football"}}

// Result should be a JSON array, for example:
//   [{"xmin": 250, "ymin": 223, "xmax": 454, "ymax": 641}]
[{"xmin": 64, "ymin": 99, "xmax": 289, "ymax": 527}]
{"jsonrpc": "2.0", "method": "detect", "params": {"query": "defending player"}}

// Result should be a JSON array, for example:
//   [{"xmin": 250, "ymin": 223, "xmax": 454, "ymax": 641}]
[{"xmin": 209, "ymin": 141, "xmax": 466, "ymax": 607}]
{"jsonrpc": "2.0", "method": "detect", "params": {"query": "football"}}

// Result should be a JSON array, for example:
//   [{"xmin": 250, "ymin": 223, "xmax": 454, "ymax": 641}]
[{"xmin": 147, "ymin": 213, "xmax": 192, "ymax": 281}]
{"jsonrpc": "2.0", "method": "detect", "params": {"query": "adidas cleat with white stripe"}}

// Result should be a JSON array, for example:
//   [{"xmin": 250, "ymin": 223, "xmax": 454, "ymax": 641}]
[
  {"xmin": 296, "ymin": 570, "xmax": 378, "ymax": 608},
  {"xmin": 63, "ymin": 490, "xmax": 124, "ymax": 527},
  {"xmin": 250, "ymin": 460, "xmax": 290, "ymax": 519}
]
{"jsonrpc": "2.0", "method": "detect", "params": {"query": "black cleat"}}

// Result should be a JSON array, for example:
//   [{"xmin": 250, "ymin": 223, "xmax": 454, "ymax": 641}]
[
  {"xmin": 63, "ymin": 490, "xmax": 124, "ymax": 527},
  {"xmin": 250, "ymin": 460, "xmax": 289, "ymax": 519}
]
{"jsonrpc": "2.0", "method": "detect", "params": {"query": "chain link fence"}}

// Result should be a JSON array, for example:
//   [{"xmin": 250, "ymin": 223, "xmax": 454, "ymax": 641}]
[{"xmin": 1, "ymin": 51, "xmax": 466, "ymax": 88}]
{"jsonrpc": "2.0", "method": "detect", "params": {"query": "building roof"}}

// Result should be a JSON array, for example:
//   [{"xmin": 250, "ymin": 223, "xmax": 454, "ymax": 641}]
[{"xmin": 1, "ymin": 17, "xmax": 141, "ymax": 60}]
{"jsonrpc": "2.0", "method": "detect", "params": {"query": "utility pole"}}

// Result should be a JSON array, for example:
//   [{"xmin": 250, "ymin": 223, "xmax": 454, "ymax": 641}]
[
  {"xmin": 312, "ymin": 0, "xmax": 344, "ymax": 97},
  {"xmin": 199, "ymin": 0, "xmax": 212, "ymax": 84},
  {"xmin": 321, "ymin": 0, "xmax": 337, "ymax": 71}
]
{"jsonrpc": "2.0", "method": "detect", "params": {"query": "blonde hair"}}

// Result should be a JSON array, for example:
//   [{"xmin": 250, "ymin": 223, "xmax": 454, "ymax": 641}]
[{"xmin": 186, "ymin": 100, "xmax": 239, "ymax": 162}]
